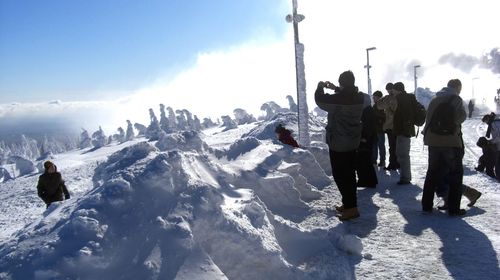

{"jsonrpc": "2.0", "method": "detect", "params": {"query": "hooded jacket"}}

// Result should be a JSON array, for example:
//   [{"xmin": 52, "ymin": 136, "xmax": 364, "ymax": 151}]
[
  {"xmin": 37, "ymin": 165, "xmax": 70, "ymax": 205},
  {"xmin": 423, "ymin": 87, "xmax": 466, "ymax": 147},
  {"xmin": 315, "ymin": 85, "xmax": 364, "ymax": 152}
]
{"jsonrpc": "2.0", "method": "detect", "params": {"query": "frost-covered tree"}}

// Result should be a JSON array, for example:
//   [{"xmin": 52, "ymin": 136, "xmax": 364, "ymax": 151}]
[
  {"xmin": 79, "ymin": 129, "xmax": 92, "ymax": 149},
  {"xmin": 192, "ymin": 115, "xmax": 202, "ymax": 131},
  {"xmin": 18, "ymin": 135, "xmax": 39, "ymax": 160},
  {"xmin": 146, "ymin": 108, "xmax": 162, "ymax": 141},
  {"xmin": 176, "ymin": 110, "xmax": 187, "ymax": 131},
  {"xmin": 221, "ymin": 115, "xmax": 237, "ymax": 131},
  {"xmin": 260, "ymin": 101, "xmax": 284, "ymax": 121},
  {"xmin": 159, "ymin": 104, "xmax": 170, "ymax": 132},
  {"xmin": 202, "ymin": 118, "xmax": 216, "ymax": 129},
  {"xmin": 134, "ymin": 123, "xmax": 147, "ymax": 136},
  {"xmin": 91, "ymin": 126, "xmax": 107, "ymax": 148},
  {"xmin": 286, "ymin": 95, "xmax": 298, "ymax": 112},
  {"xmin": 167, "ymin": 107, "xmax": 177, "ymax": 131},
  {"xmin": 233, "ymin": 108, "xmax": 257, "ymax": 125},
  {"xmin": 126, "ymin": 120, "xmax": 135, "ymax": 141},
  {"xmin": 113, "ymin": 127, "xmax": 125, "ymax": 143},
  {"xmin": 183, "ymin": 109, "xmax": 194, "ymax": 130}
]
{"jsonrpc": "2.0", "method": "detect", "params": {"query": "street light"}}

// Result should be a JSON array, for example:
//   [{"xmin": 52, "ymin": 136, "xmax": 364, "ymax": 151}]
[
  {"xmin": 413, "ymin": 65, "xmax": 421, "ymax": 95},
  {"xmin": 472, "ymin": 77, "xmax": 479, "ymax": 99},
  {"xmin": 286, "ymin": 0, "xmax": 310, "ymax": 146},
  {"xmin": 365, "ymin": 47, "xmax": 376, "ymax": 96}
]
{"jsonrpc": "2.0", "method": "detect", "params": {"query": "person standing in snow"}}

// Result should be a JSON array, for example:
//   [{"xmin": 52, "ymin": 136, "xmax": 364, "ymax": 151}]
[
  {"xmin": 391, "ymin": 82, "xmax": 416, "ymax": 185},
  {"xmin": 468, "ymin": 100, "xmax": 474, "ymax": 118},
  {"xmin": 376, "ymin": 83, "xmax": 400, "ymax": 171},
  {"xmin": 372, "ymin": 90, "xmax": 386, "ymax": 167},
  {"xmin": 37, "ymin": 161, "xmax": 70, "ymax": 208},
  {"xmin": 356, "ymin": 93, "xmax": 378, "ymax": 188},
  {"xmin": 482, "ymin": 113, "xmax": 500, "ymax": 181},
  {"xmin": 422, "ymin": 79, "xmax": 467, "ymax": 216},
  {"xmin": 315, "ymin": 70, "xmax": 365, "ymax": 221},
  {"xmin": 275, "ymin": 124, "xmax": 299, "ymax": 148}
]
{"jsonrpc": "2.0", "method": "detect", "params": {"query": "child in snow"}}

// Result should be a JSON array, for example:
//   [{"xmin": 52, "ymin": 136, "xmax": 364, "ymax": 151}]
[
  {"xmin": 275, "ymin": 124, "xmax": 299, "ymax": 148},
  {"xmin": 475, "ymin": 136, "xmax": 497, "ymax": 179},
  {"xmin": 37, "ymin": 161, "xmax": 70, "ymax": 208}
]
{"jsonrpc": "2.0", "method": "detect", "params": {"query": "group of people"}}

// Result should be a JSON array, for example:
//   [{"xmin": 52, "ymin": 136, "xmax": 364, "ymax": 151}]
[{"xmin": 313, "ymin": 70, "xmax": 494, "ymax": 221}]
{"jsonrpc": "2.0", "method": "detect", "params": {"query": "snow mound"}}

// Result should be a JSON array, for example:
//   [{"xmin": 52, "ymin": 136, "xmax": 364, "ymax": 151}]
[
  {"xmin": 8, "ymin": 156, "xmax": 36, "ymax": 177},
  {"xmin": 0, "ymin": 132, "xmax": 352, "ymax": 279}
]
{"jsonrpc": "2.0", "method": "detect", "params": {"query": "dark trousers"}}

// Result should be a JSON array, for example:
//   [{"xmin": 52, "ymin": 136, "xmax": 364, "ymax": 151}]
[
  {"xmin": 477, "ymin": 155, "xmax": 496, "ymax": 179},
  {"xmin": 329, "ymin": 149, "xmax": 357, "ymax": 208},
  {"xmin": 357, "ymin": 140, "xmax": 378, "ymax": 187},
  {"xmin": 386, "ymin": 130, "xmax": 399, "ymax": 168},
  {"xmin": 496, "ymin": 153, "xmax": 500, "ymax": 182},
  {"xmin": 422, "ymin": 147, "xmax": 464, "ymax": 213}
]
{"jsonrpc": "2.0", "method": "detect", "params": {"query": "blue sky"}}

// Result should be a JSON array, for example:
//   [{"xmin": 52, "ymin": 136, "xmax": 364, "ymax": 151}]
[
  {"xmin": 0, "ymin": 0, "xmax": 287, "ymax": 102},
  {"xmin": 1, "ymin": 0, "xmax": 499, "ymax": 133}
]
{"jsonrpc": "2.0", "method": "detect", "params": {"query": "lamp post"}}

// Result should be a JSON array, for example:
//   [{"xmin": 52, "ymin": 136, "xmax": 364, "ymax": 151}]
[
  {"xmin": 365, "ymin": 47, "xmax": 376, "ymax": 96},
  {"xmin": 286, "ymin": 0, "xmax": 309, "ymax": 146},
  {"xmin": 472, "ymin": 77, "xmax": 479, "ymax": 99},
  {"xmin": 413, "ymin": 65, "xmax": 421, "ymax": 95}
]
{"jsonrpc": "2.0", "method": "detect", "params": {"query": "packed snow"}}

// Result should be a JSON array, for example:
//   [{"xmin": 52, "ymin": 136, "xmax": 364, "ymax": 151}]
[{"xmin": 0, "ymin": 106, "xmax": 499, "ymax": 279}]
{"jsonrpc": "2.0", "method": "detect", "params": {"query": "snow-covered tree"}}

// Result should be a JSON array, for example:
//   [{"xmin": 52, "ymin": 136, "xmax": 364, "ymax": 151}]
[
  {"xmin": 192, "ymin": 115, "xmax": 202, "ymax": 131},
  {"xmin": 233, "ymin": 108, "xmax": 257, "ymax": 125},
  {"xmin": 146, "ymin": 108, "xmax": 162, "ymax": 141},
  {"xmin": 221, "ymin": 115, "xmax": 237, "ymax": 131},
  {"xmin": 113, "ymin": 127, "xmax": 125, "ymax": 143},
  {"xmin": 183, "ymin": 109, "xmax": 194, "ymax": 130},
  {"xmin": 260, "ymin": 101, "xmax": 284, "ymax": 121},
  {"xmin": 159, "ymin": 104, "xmax": 170, "ymax": 132},
  {"xmin": 286, "ymin": 95, "xmax": 298, "ymax": 112},
  {"xmin": 176, "ymin": 110, "xmax": 187, "ymax": 131},
  {"xmin": 202, "ymin": 118, "xmax": 216, "ymax": 129},
  {"xmin": 167, "ymin": 107, "xmax": 177, "ymax": 131},
  {"xmin": 134, "ymin": 123, "xmax": 147, "ymax": 136},
  {"xmin": 91, "ymin": 126, "xmax": 107, "ymax": 148},
  {"xmin": 79, "ymin": 129, "xmax": 92, "ymax": 149},
  {"xmin": 126, "ymin": 120, "xmax": 135, "ymax": 141}
]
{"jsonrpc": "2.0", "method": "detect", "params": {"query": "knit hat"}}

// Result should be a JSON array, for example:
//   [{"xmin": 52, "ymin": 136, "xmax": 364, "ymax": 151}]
[
  {"xmin": 338, "ymin": 71, "xmax": 355, "ymax": 87},
  {"xmin": 44, "ymin": 161, "xmax": 54, "ymax": 170},
  {"xmin": 373, "ymin": 90, "xmax": 383, "ymax": 98},
  {"xmin": 393, "ymin": 82, "xmax": 405, "ymax": 92}
]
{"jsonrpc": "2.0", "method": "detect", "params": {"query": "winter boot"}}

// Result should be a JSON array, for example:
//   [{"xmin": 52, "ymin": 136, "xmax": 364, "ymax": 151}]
[
  {"xmin": 463, "ymin": 186, "xmax": 482, "ymax": 207},
  {"xmin": 338, "ymin": 207, "xmax": 360, "ymax": 221}
]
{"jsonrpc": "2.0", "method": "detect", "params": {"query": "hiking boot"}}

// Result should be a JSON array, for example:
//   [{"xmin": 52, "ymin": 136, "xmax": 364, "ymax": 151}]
[
  {"xmin": 378, "ymin": 161, "xmax": 386, "ymax": 167},
  {"xmin": 335, "ymin": 205, "xmax": 345, "ymax": 212},
  {"xmin": 463, "ymin": 186, "xmax": 482, "ymax": 207},
  {"xmin": 338, "ymin": 207, "xmax": 360, "ymax": 221},
  {"xmin": 448, "ymin": 209, "xmax": 466, "ymax": 216}
]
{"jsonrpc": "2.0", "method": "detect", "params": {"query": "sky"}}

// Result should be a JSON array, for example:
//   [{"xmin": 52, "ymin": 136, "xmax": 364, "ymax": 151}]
[{"xmin": 1, "ymin": 0, "xmax": 499, "ymax": 133}]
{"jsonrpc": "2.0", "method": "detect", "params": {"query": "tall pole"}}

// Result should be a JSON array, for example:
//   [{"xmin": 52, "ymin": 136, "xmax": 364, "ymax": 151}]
[
  {"xmin": 413, "ymin": 65, "xmax": 421, "ymax": 95},
  {"xmin": 472, "ymin": 77, "xmax": 479, "ymax": 99},
  {"xmin": 287, "ymin": 0, "xmax": 309, "ymax": 146},
  {"xmin": 365, "ymin": 47, "xmax": 376, "ymax": 96}
]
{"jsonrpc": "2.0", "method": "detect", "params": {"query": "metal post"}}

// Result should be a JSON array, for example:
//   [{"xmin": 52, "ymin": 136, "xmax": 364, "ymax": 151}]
[
  {"xmin": 287, "ymin": 0, "xmax": 309, "ymax": 146},
  {"xmin": 365, "ymin": 47, "xmax": 376, "ymax": 96},
  {"xmin": 413, "ymin": 65, "xmax": 421, "ymax": 95}
]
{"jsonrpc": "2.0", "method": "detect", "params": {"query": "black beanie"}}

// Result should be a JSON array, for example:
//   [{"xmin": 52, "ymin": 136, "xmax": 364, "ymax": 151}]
[{"xmin": 338, "ymin": 71, "xmax": 355, "ymax": 87}]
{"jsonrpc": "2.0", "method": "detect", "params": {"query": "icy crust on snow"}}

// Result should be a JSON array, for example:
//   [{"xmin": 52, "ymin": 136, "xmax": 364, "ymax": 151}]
[{"xmin": 0, "ymin": 125, "xmax": 357, "ymax": 279}]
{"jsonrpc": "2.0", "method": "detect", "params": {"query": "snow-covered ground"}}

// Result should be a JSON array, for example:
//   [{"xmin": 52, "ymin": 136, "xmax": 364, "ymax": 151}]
[{"xmin": 0, "ymin": 116, "xmax": 498, "ymax": 280}]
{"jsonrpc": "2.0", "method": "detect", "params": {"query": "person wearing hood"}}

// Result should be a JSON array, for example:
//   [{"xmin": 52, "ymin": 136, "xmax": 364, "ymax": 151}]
[
  {"xmin": 315, "ymin": 70, "xmax": 365, "ymax": 221},
  {"xmin": 275, "ymin": 124, "xmax": 299, "ymax": 148},
  {"xmin": 421, "ymin": 79, "xmax": 467, "ymax": 216},
  {"xmin": 37, "ymin": 161, "xmax": 70, "ymax": 208}
]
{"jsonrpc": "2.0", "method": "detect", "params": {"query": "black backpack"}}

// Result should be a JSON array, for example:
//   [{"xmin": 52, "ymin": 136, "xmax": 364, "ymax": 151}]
[
  {"xmin": 429, "ymin": 95, "xmax": 457, "ymax": 135},
  {"xmin": 412, "ymin": 97, "xmax": 426, "ymax": 127}
]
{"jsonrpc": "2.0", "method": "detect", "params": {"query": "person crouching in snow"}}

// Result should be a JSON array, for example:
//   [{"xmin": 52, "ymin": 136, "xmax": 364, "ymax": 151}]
[
  {"xmin": 275, "ymin": 124, "xmax": 299, "ymax": 148},
  {"xmin": 475, "ymin": 136, "xmax": 497, "ymax": 179},
  {"xmin": 37, "ymin": 161, "xmax": 70, "ymax": 208}
]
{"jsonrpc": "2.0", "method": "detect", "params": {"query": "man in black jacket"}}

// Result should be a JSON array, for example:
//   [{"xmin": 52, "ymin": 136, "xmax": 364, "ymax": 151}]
[
  {"xmin": 315, "ymin": 70, "xmax": 365, "ymax": 221},
  {"xmin": 37, "ymin": 161, "xmax": 70, "ymax": 208},
  {"xmin": 392, "ymin": 82, "xmax": 415, "ymax": 185}
]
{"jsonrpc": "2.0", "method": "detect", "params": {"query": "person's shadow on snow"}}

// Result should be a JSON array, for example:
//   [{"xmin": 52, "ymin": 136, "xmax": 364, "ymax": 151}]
[{"xmin": 389, "ymin": 183, "xmax": 499, "ymax": 279}]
